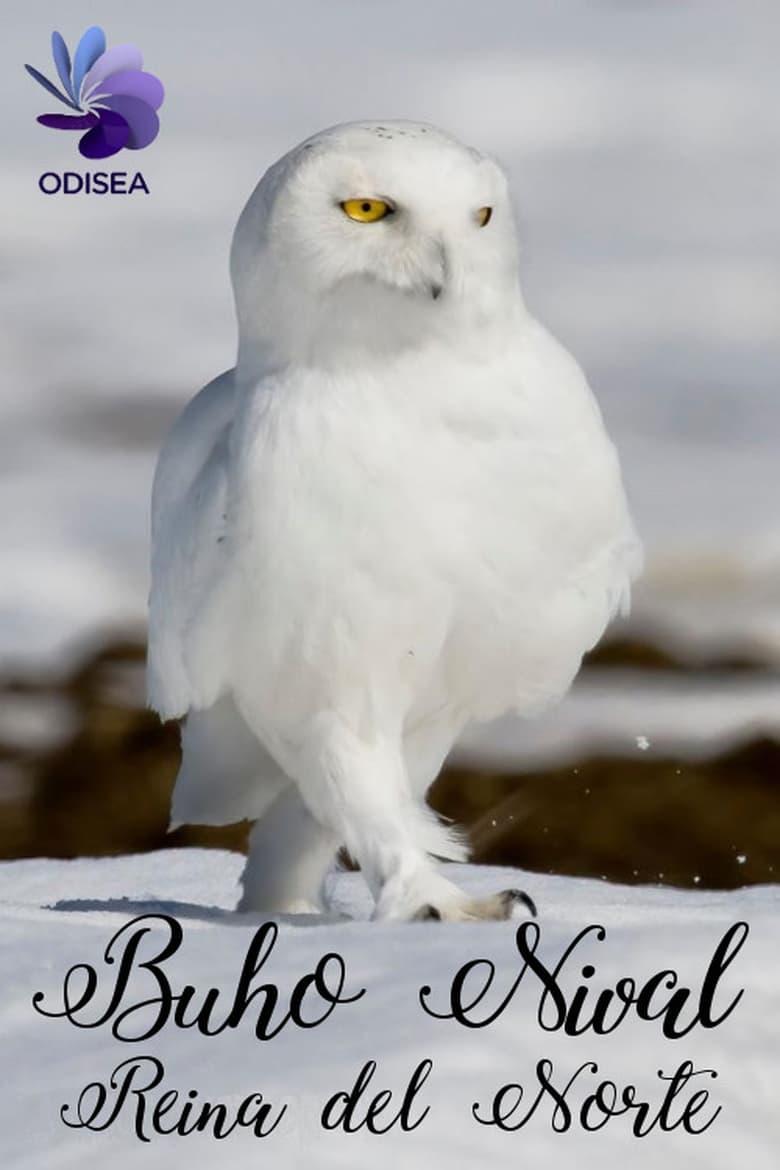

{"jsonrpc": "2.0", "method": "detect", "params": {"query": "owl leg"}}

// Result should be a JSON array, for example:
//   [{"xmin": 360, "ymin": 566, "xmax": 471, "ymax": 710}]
[
  {"xmin": 289, "ymin": 712, "xmax": 527, "ymax": 922},
  {"xmin": 237, "ymin": 785, "xmax": 339, "ymax": 914}
]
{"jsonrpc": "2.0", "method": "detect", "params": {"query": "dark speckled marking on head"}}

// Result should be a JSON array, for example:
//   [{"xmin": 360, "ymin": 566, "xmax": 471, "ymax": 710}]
[{"xmin": 369, "ymin": 125, "xmax": 428, "ymax": 141}]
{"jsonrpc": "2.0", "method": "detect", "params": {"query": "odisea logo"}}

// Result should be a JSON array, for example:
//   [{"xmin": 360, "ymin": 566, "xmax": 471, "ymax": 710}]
[{"xmin": 25, "ymin": 25, "xmax": 163, "ymax": 194}]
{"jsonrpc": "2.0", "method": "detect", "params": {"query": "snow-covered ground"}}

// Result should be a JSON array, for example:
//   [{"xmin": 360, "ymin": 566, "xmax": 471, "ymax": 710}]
[{"xmin": 0, "ymin": 850, "xmax": 777, "ymax": 1167}]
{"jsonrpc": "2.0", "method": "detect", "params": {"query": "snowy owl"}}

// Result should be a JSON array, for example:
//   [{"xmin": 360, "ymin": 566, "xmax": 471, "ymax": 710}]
[{"xmin": 148, "ymin": 120, "xmax": 641, "ymax": 922}]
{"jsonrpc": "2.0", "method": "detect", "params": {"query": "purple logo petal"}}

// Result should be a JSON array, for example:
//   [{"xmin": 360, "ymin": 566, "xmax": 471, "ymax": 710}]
[
  {"xmin": 92, "ymin": 69, "xmax": 164, "ymax": 110},
  {"xmin": 24, "ymin": 63, "xmax": 81, "ymax": 111},
  {"xmin": 97, "ymin": 95, "xmax": 159, "ymax": 149},
  {"xmin": 51, "ymin": 32, "xmax": 76, "ymax": 102},
  {"xmin": 72, "ymin": 26, "xmax": 106, "ymax": 100},
  {"xmin": 81, "ymin": 44, "xmax": 144, "ymax": 99},
  {"xmin": 37, "ymin": 111, "xmax": 99, "ymax": 131},
  {"xmin": 78, "ymin": 108, "xmax": 131, "ymax": 159}
]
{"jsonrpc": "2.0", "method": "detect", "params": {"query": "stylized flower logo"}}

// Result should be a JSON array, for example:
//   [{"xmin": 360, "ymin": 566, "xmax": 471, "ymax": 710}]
[{"xmin": 25, "ymin": 26, "xmax": 164, "ymax": 160}]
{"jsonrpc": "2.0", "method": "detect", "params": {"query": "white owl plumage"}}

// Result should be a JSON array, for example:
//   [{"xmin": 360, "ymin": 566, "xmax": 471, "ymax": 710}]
[{"xmin": 148, "ymin": 121, "xmax": 641, "ymax": 921}]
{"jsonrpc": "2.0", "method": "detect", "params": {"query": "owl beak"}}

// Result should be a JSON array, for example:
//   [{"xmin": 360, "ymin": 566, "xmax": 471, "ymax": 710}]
[{"xmin": 430, "ymin": 241, "xmax": 448, "ymax": 300}]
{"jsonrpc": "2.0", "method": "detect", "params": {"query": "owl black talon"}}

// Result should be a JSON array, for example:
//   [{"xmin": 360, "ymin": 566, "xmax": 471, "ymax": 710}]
[
  {"xmin": 413, "ymin": 903, "xmax": 442, "ymax": 922},
  {"xmin": 503, "ymin": 888, "xmax": 537, "ymax": 918}
]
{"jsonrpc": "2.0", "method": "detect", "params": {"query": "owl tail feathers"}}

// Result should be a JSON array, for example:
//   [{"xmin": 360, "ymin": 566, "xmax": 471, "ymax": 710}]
[{"xmin": 168, "ymin": 694, "xmax": 289, "ymax": 830}]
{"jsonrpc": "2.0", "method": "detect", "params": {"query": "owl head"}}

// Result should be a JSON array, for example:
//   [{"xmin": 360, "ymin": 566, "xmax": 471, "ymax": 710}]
[{"xmin": 231, "ymin": 121, "xmax": 521, "ymax": 371}]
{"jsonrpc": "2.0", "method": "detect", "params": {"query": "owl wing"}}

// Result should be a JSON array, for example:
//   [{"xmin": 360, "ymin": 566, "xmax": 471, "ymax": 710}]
[
  {"xmin": 147, "ymin": 368, "xmax": 236, "ymax": 721},
  {"xmin": 147, "ymin": 369, "xmax": 292, "ymax": 825}
]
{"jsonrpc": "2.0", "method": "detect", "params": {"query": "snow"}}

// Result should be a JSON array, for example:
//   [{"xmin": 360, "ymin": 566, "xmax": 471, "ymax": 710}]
[{"xmin": 1, "ymin": 850, "xmax": 778, "ymax": 1167}]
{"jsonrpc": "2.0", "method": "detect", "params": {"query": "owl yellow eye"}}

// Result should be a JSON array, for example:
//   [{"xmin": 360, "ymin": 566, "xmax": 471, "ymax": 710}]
[
  {"xmin": 476, "ymin": 206, "xmax": 493, "ymax": 227},
  {"xmin": 341, "ymin": 198, "xmax": 393, "ymax": 223}
]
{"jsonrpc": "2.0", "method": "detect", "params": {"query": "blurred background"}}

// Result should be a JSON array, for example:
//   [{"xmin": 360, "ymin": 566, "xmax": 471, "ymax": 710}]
[{"xmin": 1, "ymin": 0, "xmax": 778, "ymax": 888}]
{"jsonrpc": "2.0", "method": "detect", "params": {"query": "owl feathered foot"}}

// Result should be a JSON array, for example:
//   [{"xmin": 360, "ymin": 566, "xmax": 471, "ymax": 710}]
[
  {"xmin": 371, "ymin": 864, "xmax": 537, "ymax": 923},
  {"xmin": 412, "ymin": 888, "xmax": 537, "ymax": 923}
]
